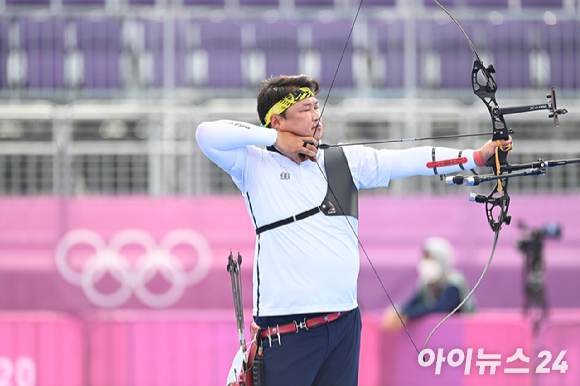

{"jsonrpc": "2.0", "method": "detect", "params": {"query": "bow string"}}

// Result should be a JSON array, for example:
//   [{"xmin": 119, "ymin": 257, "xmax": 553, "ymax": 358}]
[
  {"xmin": 314, "ymin": 0, "xmax": 573, "ymax": 363},
  {"xmin": 314, "ymin": 0, "xmax": 422, "ymax": 356}
]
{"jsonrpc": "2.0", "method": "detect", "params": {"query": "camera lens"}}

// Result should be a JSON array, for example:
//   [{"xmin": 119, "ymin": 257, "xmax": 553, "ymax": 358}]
[{"xmin": 542, "ymin": 223, "xmax": 561, "ymax": 238}]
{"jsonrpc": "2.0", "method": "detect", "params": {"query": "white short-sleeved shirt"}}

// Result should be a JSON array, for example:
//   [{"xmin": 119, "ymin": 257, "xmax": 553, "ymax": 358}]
[{"xmin": 229, "ymin": 145, "xmax": 393, "ymax": 317}]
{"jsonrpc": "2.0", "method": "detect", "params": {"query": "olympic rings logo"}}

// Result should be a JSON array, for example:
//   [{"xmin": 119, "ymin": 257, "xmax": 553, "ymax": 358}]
[{"xmin": 55, "ymin": 229, "xmax": 212, "ymax": 309}]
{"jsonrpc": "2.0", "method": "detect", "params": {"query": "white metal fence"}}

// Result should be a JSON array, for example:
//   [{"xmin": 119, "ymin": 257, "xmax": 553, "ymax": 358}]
[{"xmin": 0, "ymin": 97, "xmax": 578, "ymax": 196}]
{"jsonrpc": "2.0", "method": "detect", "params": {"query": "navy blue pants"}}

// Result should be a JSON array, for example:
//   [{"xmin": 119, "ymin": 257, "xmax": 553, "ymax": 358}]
[{"xmin": 254, "ymin": 307, "xmax": 361, "ymax": 386}]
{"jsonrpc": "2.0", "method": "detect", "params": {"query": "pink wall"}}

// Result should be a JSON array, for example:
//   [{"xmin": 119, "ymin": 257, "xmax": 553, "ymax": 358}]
[
  {"xmin": 0, "ymin": 195, "xmax": 579, "ymax": 313},
  {"xmin": 85, "ymin": 310, "xmax": 239, "ymax": 386},
  {"xmin": 0, "ymin": 310, "xmax": 578, "ymax": 386},
  {"xmin": 0, "ymin": 312, "xmax": 83, "ymax": 386},
  {"xmin": 373, "ymin": 312, "xmax": 534, "ymax": 386},
  {"xmin": 0, "ymin": 195, "xmax": 577, "ymax": 385},
  {"xmin": 83, "ymin": 310, "xmax": 535, "ymax": 386}
]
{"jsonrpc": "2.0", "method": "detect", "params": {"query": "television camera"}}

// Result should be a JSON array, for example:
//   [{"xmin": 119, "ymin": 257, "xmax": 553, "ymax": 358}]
[{"xmin": 517, "ymin": 221, "xmax": 562, "ymax": 329}]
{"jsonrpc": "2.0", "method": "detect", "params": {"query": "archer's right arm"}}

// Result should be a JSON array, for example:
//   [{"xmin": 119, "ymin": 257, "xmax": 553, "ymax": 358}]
[
  {"xmin": 196, "ymin": 120, "xmax": 278, "ymax": 171},
  {"xmin": 196, "ymin": 120, "xmax": 319, "ymax": 168}
]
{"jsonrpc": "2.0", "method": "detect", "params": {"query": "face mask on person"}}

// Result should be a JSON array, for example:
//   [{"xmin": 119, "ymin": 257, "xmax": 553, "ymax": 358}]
[{"xmin": 417, "ymin": 259, "xmax": 443, "ymax": 284}]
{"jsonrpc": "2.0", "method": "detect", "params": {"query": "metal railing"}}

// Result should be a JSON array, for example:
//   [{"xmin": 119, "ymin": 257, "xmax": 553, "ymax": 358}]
[{"xmin": 0, "ymin": 97, "xmax": 578, "ymax": 196}]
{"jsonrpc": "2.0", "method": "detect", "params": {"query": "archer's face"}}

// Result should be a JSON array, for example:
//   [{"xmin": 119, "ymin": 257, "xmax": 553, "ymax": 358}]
[{"xmin": 275, "ymin": 97, "xmax": 323, "ymax": 141}]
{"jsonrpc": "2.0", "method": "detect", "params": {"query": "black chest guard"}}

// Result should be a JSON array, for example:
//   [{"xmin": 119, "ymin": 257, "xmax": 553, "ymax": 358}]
[{"xmin": 320, "ymin": 147, "xmax": 359, "ymax": 218}]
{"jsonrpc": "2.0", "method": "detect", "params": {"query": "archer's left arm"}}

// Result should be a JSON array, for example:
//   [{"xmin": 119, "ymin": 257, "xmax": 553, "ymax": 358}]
[
  {"xmin": 344, "ymin": 139, "xmax": 514, "ymax": 189},
  {"xmin": 389, "ymin": 138, "xmax": 513, "ymax": 180},
  {"xmin": 389, "ymin": 146, "xmax": 484, "ymax": 180}
]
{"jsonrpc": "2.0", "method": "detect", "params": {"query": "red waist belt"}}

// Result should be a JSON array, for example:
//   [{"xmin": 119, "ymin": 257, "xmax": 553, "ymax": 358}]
[{"xmin": 260, "ymin": 311, "xmax": 349, "ymax": 340}]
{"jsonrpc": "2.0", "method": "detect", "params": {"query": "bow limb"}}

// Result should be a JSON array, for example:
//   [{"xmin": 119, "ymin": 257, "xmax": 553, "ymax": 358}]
[
  {"xmin": 432, "ymin": 0, "xmax": 512, "ymax": 159},
  {"xmin": 421, "ymin": 227, "xmax": 501, "ymax": 358}
]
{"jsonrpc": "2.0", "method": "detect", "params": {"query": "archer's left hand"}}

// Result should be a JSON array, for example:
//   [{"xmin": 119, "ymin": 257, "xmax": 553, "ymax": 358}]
[{"xmin": 479, "ymin": 136, "xmax": 513, "ymax": 165}]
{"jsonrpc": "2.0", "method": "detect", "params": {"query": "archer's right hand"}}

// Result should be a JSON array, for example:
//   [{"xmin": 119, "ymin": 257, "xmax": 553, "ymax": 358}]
[{"xmin": 274, "ymin": 131, "xmax": 319, "ymax": 164}]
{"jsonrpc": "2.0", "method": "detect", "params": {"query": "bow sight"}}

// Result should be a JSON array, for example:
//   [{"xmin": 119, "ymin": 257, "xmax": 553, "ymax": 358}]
[{"xmin": 501, "ymin": 87, "xmax": 568, "ymax": 127}]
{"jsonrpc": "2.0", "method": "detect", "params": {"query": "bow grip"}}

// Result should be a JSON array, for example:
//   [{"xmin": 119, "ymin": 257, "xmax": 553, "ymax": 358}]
[
  {"xmin": 485, "ymin": 148, "xmax": 508, "ymax": 169},
  {"xmin": 486, "ymin": 113, "xmax": 512, "ymax": 170},
  {"xmin": 484, "ymin": 144, "xmax": 510, "ymax": 170}
]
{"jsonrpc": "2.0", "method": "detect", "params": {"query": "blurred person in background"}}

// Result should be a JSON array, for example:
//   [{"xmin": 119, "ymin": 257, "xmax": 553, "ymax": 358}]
[
  {"xmin": 382, "ymin": 237, "xmax": 476, "ymax": 333},
  {"xmin": 196, "ymin": 74, "xmax": 509, "ymax": 386}
]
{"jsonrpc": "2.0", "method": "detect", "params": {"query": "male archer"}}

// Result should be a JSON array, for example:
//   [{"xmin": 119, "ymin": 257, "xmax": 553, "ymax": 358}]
[{"xmin": 196, "ymin": 74, "xmax": 511, "ymax": 386}]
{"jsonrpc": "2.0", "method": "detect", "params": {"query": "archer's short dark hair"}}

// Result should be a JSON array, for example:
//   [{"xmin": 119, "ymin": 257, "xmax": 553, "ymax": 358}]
[{"xmin": 257, "ymin": 75, "xmax": 320, "ymax": 127}]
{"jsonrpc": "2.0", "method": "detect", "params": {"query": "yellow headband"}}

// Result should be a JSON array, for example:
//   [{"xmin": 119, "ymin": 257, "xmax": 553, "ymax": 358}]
[{"xmin": 263, "ymin": 87, "xmax": 315, "ymax": 128}]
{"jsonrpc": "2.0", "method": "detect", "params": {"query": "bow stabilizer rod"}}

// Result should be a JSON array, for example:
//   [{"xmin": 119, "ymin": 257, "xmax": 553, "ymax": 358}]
[{"xmin": 447, "ymin": 157, "xmax": 580, "ymax": 187}]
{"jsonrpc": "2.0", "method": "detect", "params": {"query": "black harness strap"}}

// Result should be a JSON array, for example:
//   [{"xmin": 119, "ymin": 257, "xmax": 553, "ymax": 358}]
[{"xmin": 255, "ymin": 207, "xmax": 320, "ymax": 235}]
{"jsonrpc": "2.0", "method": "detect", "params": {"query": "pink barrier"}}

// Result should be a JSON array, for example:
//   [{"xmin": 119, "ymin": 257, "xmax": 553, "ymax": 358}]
[
  {"xmin": 82, "ymin": 310, "xmax": 554, "ymax": 386},
  {"xmin": 85, "ymin": 310, "xmax": 241, "ymax": 386},
  {"xmin": 0, "ymin": 195, "xmax": 578, "ymax": 385},
  {"xmin": 0, "ymin": 195, "xmax": 579, "ymax": 314},
  {"xmin": 83, "ymin": 310, "xmax": 382, "ymax": 386},
  {"xmin": 536, "ymin": 309, "xmax": 580, "ymax": 386},
  {"xmin": 0, "ymin": 312, "xmax": 83, "ymax": 386},
  {"xmin": 463, "ymin": 312, "xmax": 533, "ymax": 386},
  {"xmin": 366, "ymin": 311, "xmax": 534, "ymax": 386},
  {"xmin": 0, "ymin": 309, "xmax": 575, "ymax": 386}
]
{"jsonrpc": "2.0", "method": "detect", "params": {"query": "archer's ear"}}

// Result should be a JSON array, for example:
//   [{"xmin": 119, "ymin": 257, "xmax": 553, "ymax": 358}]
[{"xmin": 270, "ymin": 114, "xmax": 283, "ymax": 130}]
